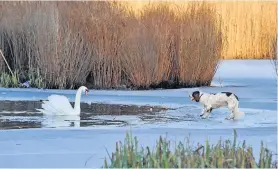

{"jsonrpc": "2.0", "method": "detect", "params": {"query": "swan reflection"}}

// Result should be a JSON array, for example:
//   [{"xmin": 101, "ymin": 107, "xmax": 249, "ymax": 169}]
[{"xmin": 41, "ymin": 115, "xmax": 80, "ymax": 128}]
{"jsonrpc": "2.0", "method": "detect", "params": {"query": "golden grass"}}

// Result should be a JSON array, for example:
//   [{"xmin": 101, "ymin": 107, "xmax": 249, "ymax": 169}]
[{"xmin": 125, "ymin": 1, "xmax": 277, "ymax": 59}]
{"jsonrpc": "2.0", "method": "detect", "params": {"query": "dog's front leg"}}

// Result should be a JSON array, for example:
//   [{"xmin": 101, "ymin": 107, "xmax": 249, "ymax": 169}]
[
  {"xmin": 199, "ymin": 106, "xmax": 206, "ymax": 117},
  {"xmin": 207, "ymin": 106, "xmax": 213, "ymax": 113},
  {"xmin": 200, "ymin": 105, "xmax": 212, "ymax": 119}
]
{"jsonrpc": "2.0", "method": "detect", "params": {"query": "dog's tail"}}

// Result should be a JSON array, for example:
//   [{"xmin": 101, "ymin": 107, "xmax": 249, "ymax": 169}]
[{"xmin": 233, "ymin": 101, "xmax": 245, "ymax": 120}]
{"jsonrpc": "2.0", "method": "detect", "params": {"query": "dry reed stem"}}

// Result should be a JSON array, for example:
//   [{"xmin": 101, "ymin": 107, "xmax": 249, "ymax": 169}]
[{"xmin": 0, "ymin": 49, "xmax": 14, "ymax": 77}]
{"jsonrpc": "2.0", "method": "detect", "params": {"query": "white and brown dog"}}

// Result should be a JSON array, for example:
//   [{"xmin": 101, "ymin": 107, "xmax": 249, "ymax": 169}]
[{"xmin": 189, "ymin": 91, "xmax": 244, "ymax": 120}]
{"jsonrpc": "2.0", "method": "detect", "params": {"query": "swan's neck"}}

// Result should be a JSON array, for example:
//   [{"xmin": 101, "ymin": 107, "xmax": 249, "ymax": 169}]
[{"xmin": 74, "ymin": 88, "xmax": 83, "ymax": 113}]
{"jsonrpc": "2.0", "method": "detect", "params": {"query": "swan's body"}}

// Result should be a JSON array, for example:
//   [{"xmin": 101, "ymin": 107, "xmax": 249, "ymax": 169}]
[{"xmin": 37, "ymin": 86, "xmax": 89, "ymax": 116}]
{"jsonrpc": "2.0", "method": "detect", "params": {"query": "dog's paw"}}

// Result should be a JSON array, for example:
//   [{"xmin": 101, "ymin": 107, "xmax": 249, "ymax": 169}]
[
  {"xmin": 225, "ymin": 116, "xmax": 234, "ymax": 120},
  {"xmin": 201, "ymin": 114, "xmax": 209, "ymax": 119}
]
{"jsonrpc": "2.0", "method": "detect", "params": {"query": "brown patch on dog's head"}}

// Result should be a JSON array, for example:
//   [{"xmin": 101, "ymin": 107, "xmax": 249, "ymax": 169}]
[{"xmin": 190, "ymin": 91, "xmax": 201, "ymax": 102}]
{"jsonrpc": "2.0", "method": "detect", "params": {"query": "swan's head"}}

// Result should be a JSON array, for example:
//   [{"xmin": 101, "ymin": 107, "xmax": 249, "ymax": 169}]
[{"xmin": 80, "ymin": 86, "xmax": 89, "ymax": 96}]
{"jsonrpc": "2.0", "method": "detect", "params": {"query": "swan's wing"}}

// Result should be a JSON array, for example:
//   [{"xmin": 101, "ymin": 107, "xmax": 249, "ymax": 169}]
[
  {"xmin": 39, "ymin": 95, "xmax": 74, "ymax": 115},
  {"xmin": 36, "ymin": 99, "xmax": 55, "ymax": 114},
  {"xmin": 48, "ymin": 95, "xmax": 74, "ymax": 113}
]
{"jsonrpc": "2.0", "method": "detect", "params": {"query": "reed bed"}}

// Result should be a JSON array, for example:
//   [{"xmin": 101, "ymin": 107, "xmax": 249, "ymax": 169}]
[
  {"xmin": 104, "ymin": 130, "xmax": 277, "ymax": 168},
  {"xmin": 0, "ymin": 2, "xmax": 276, "ymax": 89},
  {"xmin": 126, "ymin": 1, "xmax": 277, "ymax": 59},
  {"xmin": 0, "ymin": 1, "xmax": 223, "ymax": 89}
]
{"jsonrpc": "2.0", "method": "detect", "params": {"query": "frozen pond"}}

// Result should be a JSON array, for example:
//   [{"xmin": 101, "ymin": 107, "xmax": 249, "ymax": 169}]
[
  {"xmin": 0, "ymin": 101, "xmax": 167, "ymax": 129},
  {"xmin": 0, "ymin": 60, "xmax": 276, "ymax": 167},
  {"xmin": 0, "ymin": 61, "xmax": 276, "ymax": 130}
]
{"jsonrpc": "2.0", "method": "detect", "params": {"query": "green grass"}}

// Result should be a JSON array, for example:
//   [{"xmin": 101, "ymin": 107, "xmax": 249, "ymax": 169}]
[
  {"xmin": 0, "ymin": 70, "xmax": 20, "ymax": 88},
  {"xmin": 27, "ymin": 68, "xmax": 45, "ymax": 88},
  {"xmin": 103, "ymin": 129, "xmax": 277, "ymax": 168},
  {"xmin": 0, "ymin": 69, "xmax": 45, "ymax": 88}
]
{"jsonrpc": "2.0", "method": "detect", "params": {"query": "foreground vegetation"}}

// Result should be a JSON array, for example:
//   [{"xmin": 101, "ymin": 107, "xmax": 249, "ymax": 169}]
[{"xmin": 104, "ymin": 130, "xmax": 277, "ymax": 168}]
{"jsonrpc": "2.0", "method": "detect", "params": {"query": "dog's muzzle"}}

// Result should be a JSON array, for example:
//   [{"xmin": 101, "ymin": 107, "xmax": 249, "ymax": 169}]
[{"xmin": 189, "ymin": 95, "xmax": 194, "ymax": 101}]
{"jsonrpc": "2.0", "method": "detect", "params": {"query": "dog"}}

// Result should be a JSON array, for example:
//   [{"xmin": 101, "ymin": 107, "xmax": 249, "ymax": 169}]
[{"xmin": 189, "ymin": 91, "xmax": 244, "ymax": 120}]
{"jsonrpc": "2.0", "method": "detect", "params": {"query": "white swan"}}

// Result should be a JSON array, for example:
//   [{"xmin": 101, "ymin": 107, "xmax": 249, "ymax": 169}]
[{"xmin": 37, "ymin": 86, "xmax": 89, "ymax": 116}]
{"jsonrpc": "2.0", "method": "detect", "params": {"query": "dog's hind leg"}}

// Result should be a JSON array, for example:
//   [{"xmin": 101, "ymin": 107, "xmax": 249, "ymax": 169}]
[
  {"xmin": 226, "ymin": 100, "xmax": 236, "ymax": 120},
  {"xmin": 233, "ymin": 101, "xmax": 245, "ymax": 120},
  {"xmin": 226, "ymin": 97, "xmax": 244, "ymax": 120}
]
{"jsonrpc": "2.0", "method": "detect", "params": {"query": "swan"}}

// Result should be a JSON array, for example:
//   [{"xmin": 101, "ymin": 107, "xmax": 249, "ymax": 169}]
[{"xmin": 37, "ymin": 86, "xmax": 89, "ymax": 116}]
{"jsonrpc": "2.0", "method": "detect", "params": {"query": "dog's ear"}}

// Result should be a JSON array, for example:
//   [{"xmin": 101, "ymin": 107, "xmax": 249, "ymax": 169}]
[{"xmin": 192, "ymin": 91, "xmax": 200, "ymax": 102}]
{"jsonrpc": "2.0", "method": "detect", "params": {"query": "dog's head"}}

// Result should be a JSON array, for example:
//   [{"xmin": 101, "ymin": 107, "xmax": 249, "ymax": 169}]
[{"xmin": 189, "ymin": 91, "xmax": 201, "ymax": 102}]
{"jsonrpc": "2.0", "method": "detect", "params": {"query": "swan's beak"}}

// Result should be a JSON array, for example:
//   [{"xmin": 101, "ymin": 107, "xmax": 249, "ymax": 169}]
[{"xmin": 85, "ymin": 89, "xmax": 89, "ymax": 96}]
